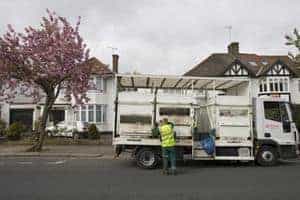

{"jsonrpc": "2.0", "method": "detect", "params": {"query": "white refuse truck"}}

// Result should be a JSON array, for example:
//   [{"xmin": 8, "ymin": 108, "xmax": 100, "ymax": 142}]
[{"xmin": 113, "ymin": 74, "xmax": 299, "ymax": 168}]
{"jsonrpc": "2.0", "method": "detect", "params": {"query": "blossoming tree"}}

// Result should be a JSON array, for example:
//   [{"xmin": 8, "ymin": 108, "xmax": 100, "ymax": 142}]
[{"xmin": 0, "ymin": 10, "xmax": 91, "ymax": 151}]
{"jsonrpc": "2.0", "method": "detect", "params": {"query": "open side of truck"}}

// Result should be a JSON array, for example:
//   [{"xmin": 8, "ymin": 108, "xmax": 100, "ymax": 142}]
[{"xmin": 113, "ymin": 74, "xmax": 299, "ymax": 168}]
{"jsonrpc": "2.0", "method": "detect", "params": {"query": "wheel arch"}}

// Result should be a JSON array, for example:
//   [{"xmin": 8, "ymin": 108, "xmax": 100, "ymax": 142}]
[
  {"xmin": 255, "ymin": 139, "xmax": 280, "ymax": 156},
  {"xmin": 134, "ymin": 145, "xmax": 162, "ymax": 158}
]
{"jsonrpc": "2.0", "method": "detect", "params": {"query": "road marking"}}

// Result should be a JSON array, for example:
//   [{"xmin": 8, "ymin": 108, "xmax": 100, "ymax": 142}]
[
  {"xmin": 17, "ymin": 162, "xmax": 33, "ymax": 165},
  {"xmin": 47, "ymin": 160, "xmax": 67, "ymax": 165}
]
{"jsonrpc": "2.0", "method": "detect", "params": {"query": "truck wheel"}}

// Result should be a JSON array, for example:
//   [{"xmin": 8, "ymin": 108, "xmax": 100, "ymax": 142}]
[
  {"xmin": 136, "ymin": 148, "xmax": 160, "ymax": 169},
  {"xmin": 256, "ymin": 146, "xmax": 278, "ymax": 166}
]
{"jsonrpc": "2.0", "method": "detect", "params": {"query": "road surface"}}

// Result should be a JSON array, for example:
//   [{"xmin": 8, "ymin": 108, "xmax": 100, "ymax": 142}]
[{"xmin": 0, "ymin": 157, "xmax": 300, "ymax": 200}]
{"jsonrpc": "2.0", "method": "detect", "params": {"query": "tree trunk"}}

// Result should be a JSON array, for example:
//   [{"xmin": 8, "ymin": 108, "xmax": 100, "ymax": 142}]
[{"xmin": 27, "ymin": 94, "xmax": 55, "ymax": 152}]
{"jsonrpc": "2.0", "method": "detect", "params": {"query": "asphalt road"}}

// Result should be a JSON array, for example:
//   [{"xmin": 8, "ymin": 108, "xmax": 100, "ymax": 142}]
[{"xmin": 0, "ymin": 157, "xmax": 300, "ymax": 200}]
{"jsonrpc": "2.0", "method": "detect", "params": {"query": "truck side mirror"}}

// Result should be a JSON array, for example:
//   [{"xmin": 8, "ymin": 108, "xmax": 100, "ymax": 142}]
[{"xmin": 283, "ymin": 120, "xmax": 291, "ymax": 133}]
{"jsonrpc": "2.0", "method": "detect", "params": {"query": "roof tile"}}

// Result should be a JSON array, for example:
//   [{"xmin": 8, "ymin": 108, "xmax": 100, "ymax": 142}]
[{"xmin": 184, "ymin": 53, "xmax": 300, "ymax": 77}]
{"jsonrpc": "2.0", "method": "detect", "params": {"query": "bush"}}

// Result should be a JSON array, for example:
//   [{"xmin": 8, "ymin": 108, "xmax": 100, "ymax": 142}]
[
  {"xmin": 88, "ymin": 124, "xmax": 100, "ymax": 139},
  {"xmin": 5, "ymin": 122, "xmax": 26, "ymax": 140},
  {"xmin": 0, "ymin": 119, "xmax": 6, "ymax": 136}
]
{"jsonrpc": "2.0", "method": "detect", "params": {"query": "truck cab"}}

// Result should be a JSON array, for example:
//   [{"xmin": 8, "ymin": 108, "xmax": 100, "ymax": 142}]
[{"xmin": 254, "ymin": 97, "xmax": 299, "ymax": 166}]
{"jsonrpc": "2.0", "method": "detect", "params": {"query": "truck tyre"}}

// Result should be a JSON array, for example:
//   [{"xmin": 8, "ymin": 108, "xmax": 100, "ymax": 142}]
[
  {"xmin": 136, "ymin": 148, "xmax": 160, "ymax": 169},
  {"xmin": 256, "ymin": 146, "xmax": 278, "ymax": 166}
]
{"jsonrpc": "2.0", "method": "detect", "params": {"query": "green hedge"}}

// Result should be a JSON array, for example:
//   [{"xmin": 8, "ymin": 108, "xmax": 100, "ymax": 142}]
[
  {"xmin": 5, "ymin": 122, "xmax": 26, "ymax": 140},
  {"xmin": 0, "ymin": 119, "xmax": 6, "ymax": 136},
  {"xmin": 88, "ymin": 124, "xmax": 100, "ymax": 140}
]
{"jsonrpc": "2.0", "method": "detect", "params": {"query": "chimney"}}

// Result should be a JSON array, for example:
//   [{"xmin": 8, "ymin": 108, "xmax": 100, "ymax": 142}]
[
  {"xmin": 227, "ymin": 42, "xmax": 239, "ymax": 57},
  {"xmin": 112, "ymin": 54, "xmax": 119, "ymax": 73}
]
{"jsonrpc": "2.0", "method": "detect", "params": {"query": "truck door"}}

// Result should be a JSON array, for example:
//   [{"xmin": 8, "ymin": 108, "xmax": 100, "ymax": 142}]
[{"xmin": 263, "ymin": 101, "xmax": 296, "ymax": 145}]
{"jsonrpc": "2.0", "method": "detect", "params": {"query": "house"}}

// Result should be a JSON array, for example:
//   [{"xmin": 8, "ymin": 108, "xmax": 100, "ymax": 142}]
[
  {"xmin": 184, "ymin": 42, "xmax": 300, "ymax": 101},
  {"xmin": 0, "ymin": 55, "xmax": 118, "ymax": 134},
  {"xmin": 184, "ymin": 42, "xmax": 300, "ymax": 126}
]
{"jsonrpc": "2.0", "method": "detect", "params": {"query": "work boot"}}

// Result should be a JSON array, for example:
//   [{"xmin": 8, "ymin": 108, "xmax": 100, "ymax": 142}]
[{"xmin": 161, "ymin": 170, "xmax": 169, "ymax": 175}]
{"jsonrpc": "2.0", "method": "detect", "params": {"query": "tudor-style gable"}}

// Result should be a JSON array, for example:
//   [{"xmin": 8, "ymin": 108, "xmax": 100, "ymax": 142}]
[
  {"xmin": 224, "ymin": 61, "xmax": 249, "ymax": 76},
  {"xmin": 184, "ymin": 42, "xmax": 300, "ymax": 104},
  {"xmin": 265, "ymin": 62, "xmax": 291, "ymax": 76},
  {"xmin": 184, "ymin": 42, "xmax": 300, "ymax": 78}
]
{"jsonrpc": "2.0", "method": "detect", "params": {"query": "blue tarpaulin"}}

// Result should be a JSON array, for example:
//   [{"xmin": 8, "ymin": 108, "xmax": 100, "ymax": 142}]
[{"xmin": 200, "ymin": 129, "xmax": 215, "ymax": 155}]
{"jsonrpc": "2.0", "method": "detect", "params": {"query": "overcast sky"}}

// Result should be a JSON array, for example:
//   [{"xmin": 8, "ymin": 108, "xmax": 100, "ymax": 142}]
[{"xmin": 0, "ymin": 0, "xmax": 299, "ymax": 74}]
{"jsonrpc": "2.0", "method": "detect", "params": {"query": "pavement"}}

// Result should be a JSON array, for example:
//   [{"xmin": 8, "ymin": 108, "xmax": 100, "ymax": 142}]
[
  {"xmin": 0, "ymin": 144, "xmax": 116, "ymax": 158},
  {"xmin": 1, "ymin": 157, "xmax": 300, "ymax": 200}
]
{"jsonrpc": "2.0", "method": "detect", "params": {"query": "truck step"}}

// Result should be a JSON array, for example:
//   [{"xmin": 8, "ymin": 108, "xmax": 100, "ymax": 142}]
[{"xmin": 193, "ymin": 149, "xmax": 210, "ymax": 158}]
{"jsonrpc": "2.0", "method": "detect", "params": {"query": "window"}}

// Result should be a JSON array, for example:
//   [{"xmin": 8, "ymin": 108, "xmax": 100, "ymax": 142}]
[
  {"xmin": 259, "ymin": 77, "xmax": 289, "ymax": 93},
  {"xmin": 75, "ymin": 108, "xmax": 80, "ymax": 121},
  {"xmin": 269, "ymin": 78, "xmax": 274, "ymax": 91},
  {"xmin": 298, "ymin": 80, "xmax": 300, "ymax": 92},
  {"xmin": 95, "ymin": 77, "xmax": 103, "ymax": 90},
  {"xmin": 103, "ymin": 105, "xmax": 107, "ymax": 122},
  {"xmin": 81, "ymin": 105, "xmax": 87, "ymax": 122},
  {"xmin": 264, "ymin": 101, "xmax": 290, "ymax": 122},
  {"xmin": 88, "ymin": 105, "xmax": 94, "ymax": 122},
  {"xmin": 264, "ymin": 102, "xmax": 281, "ymax": 122},
  {"xmin": 88, "ymin": 77, "xmax": 95, "ymax": 89},
  {"xmin": 96, "ymin": 105, "xmax": 102, "ymax": 122},
  {"xmin": 76, "ymin": 104, "xmax": 107, "ymax": 123},
  {"xmin": 89, "ymin": 76, "xmax": 105, "ymax": 92}
]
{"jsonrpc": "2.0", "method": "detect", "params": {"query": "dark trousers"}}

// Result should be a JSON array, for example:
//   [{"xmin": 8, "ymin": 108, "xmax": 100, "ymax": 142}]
[{"xmin": 162, "ymin": 146, "xmax": 176, "ymax": 171}]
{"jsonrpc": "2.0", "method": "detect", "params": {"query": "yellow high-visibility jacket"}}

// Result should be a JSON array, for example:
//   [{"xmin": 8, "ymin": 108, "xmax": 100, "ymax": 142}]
[{"xmin": 159, "ymin": 124, "xmax": 176, "ymax": 147}]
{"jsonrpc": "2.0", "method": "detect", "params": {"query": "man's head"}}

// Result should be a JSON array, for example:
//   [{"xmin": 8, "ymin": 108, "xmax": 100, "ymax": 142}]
[{"xmin": 162, "ymin": 118, "xmax": 168, "ymax": 125}]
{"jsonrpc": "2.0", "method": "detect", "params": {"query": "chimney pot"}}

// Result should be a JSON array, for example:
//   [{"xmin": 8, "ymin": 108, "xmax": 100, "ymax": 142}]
[
  {"xmin": 112, "ymin": 54, "xmax": 119, "ymax": 73},
  {"xmin": 227, "ymin": 42, "xmax": 239, "ymax": 57}
]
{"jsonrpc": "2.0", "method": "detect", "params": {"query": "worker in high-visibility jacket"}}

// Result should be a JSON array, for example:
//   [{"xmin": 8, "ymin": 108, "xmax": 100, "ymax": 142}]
[{"xmin": 159, "ymin": 118, "xmax": 176, "ymax": 175}]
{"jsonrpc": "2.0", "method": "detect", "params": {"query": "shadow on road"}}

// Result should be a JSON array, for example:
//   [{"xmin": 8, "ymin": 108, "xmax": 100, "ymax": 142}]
[{"xmin": 117, "ymin": 158, "xmax": 300, "ymax": 176}]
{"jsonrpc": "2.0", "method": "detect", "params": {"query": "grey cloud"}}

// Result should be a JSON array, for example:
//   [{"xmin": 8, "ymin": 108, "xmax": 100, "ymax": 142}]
[{"xmin": 1, "ymin": 0, "xmax": 300, "ymax": 74}]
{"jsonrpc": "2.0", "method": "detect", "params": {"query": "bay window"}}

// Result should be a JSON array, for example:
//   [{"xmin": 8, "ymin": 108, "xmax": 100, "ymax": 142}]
[
  {"xmin": 75, "ymin": 104, "xmax": 107, "ymax": 123},
  {"xmin": 259, "ymin": 77, "xmax": 289, "ymax": 93},
  {"xmin": 88, "ymin": 105, "xmax": 94, "ymax": 122},
  {"xmin": 96, "ymin": 105, "xmax": 102, "ymax": 122}
]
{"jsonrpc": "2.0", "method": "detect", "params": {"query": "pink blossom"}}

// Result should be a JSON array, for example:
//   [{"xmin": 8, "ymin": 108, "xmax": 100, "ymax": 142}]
[{"xmin": 0, "ymin": 9, "xmax": 91, "ymax": 104}]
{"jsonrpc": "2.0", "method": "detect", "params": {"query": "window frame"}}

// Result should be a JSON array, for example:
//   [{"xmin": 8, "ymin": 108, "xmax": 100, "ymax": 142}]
[
  {"xmin": 264, "ymin": 101, "xmax": 291, "ymax": 123},
  {"xmin": 88, "ymin": 76, "xmax": 105, "ymax": 93},
  {"xmin": 259, "ymin": 77, "xmax": 289, "ymax": 94},
  {"xmin": 75, "ymin": 104, "xmax": 107, "ymax": 123}
]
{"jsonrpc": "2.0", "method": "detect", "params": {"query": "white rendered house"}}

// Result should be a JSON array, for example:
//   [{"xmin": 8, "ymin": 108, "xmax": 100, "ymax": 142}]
[
  {"xmin": 184, "ymin": 42, "xmax": 300, "ymax": 127},
  {"xmin": 0, "ymin": 56, "xmax": 118, "ymax": 134}
]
